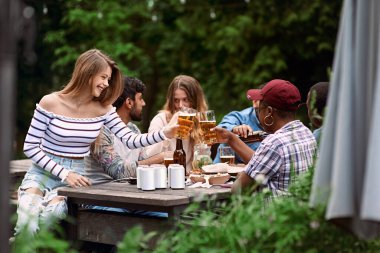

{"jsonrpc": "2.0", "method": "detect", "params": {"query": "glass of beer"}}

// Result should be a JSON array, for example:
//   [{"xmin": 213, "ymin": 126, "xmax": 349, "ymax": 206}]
[
  {"xmin": 162, "ymin": 140, "xmax": 174, "ymax": 168},
  {"xmin": 219, "ymin": 146, "xmax": 235, "ymax": 164},
  {"xmin": 164, "ymin": 156, "xmax": 174, "ymax": 168},
  {"xmin": 176, "ymin": 107, "xmax": 196, "ymax": 139},
  {"xmin": 198, "ymin": 110, "xmax": 217, "ymax": 145}
]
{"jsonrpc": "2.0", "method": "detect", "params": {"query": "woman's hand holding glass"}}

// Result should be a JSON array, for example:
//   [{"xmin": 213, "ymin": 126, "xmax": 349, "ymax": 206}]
[{"xmin": 163, "ymin": 112, "xmax": 180, "ymax": 139}]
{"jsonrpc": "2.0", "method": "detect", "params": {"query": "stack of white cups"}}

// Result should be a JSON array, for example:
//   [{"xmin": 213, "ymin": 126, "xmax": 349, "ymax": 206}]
[
  {"xmin": 136, "ymin": 165, "xmax": 149, "ymax": 189},
  {"xmin": 139, "ymin": 167, "xmax": 155, "ymax": 191}
]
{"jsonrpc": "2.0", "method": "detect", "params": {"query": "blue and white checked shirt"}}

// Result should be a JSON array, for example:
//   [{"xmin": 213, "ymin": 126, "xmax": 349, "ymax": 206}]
[{"xmin": 245, "ymin": 120, "xmax": 317, "ymax": 196}]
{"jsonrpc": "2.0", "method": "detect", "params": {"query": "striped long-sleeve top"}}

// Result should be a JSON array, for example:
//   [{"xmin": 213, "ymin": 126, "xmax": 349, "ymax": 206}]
[{"xmin": 23, "ymin": 104, "xmax": 166, "ymax": 180}]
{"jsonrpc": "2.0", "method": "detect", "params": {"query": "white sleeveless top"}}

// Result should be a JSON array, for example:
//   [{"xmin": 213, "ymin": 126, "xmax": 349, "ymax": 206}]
[{"xmin": 23, "ymin": 104, "xmax": 166, "ymax": 180}]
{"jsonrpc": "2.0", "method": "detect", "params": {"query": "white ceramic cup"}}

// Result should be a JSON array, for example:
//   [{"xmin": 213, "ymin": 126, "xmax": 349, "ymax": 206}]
[
  {"xmin": 170, "ymin": 165, "xmax": 185, "ymax": 189},
  {"xmin": 136, "ymin": 165, "xmax": 149, "ymax": 189},
  {"xmin": 168, "ymin": 164, "xmax": 181, "ymax": 188},
  {"xmin": 140, "ymin": 167, "xmax": 155, "ymax": 191},
  {"xmin": 153, "ymin": 164, "xmax": 167, "ymax": 189}
]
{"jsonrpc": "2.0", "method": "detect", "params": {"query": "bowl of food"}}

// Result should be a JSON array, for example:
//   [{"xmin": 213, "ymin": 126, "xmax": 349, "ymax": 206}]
[
  {"xmin": 189, "ymin": 174, "xmax": 206, "ymax": 184},
  {"xmin": 208, "ymin": 173, "xmax": 231, "ymax": 185}
]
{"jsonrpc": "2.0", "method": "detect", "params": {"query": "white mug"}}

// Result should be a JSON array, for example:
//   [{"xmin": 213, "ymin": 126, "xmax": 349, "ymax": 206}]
[
  {"xmin": 140, "ymin": 167, "xmax": 155, "ymax": 191},
  {"xmin": 136, "ymin": 165, "xmax": 149, "ymax": 189},
  {"xmin": 153, "ymin": 164, "xmax": 167, "ymax": 189},
  {"xmin": 170, "ymin": 164, "xmax": 185, "ymax": 189}
]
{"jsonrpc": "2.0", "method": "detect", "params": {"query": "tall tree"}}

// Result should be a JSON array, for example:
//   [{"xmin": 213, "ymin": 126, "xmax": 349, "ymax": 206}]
[{"xmin": 16, "ymin": 0, "xmax": 342, "ymax": 155}]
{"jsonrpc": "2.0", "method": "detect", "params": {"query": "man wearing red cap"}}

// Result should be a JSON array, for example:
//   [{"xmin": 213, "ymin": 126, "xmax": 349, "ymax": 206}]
[
  {"xmin": 213, "ymin": 85, "xmax": 264, "ymax": 164},
  {"xmin": 215, "ymin": 79, "xmax": 317, "ymax": 196}
]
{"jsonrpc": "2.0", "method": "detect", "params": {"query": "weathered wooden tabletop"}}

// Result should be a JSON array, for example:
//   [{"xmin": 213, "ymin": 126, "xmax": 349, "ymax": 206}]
[
  {"xmin": 58, "ymin": 182, "xmax": 231, "ymax": 245},
  {"xmin": 58, "ymin": 182, "xmax": 231, "ymax": 208}
]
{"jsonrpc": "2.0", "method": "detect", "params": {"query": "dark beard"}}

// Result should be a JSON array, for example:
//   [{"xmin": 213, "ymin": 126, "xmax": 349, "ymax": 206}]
[{"xmin": 130, "ymin": 107, "xmax": 142, "ymax": 121}]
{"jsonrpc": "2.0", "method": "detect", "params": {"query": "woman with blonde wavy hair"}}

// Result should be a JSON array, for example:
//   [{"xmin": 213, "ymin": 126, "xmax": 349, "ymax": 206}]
[
  {"xmin": 146, "ymin": 75, "xmax": 209, "ymax": 173},
  {"xmin": 15, "ymin": 49, "xmax": 178, "ymax": 235}
]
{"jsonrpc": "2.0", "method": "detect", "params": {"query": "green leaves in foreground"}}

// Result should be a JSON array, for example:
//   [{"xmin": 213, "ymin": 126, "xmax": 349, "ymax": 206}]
[
  {"xmin": 119, "ymin": 167, "xmax": 380, "ymax": 253},
  {"xmin": 11, "ymin": 222, "xmax": 75, "ymax": 253},
  {"xmin": 12, "ymin": 165, "xmax": 380, "ymax": 252}
]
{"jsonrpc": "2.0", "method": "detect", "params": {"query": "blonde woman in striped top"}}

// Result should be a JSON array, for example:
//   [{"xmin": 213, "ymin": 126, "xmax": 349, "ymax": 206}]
[{"xmin": 15, "ymin": 49, "xmax": 178, "ymax": 235}]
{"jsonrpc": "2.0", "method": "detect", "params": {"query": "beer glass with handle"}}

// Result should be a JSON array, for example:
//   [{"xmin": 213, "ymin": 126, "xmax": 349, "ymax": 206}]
[
  {"xmin": 176, "ymin": 107, "xmax": 197, "ymax": 139},
  {"xmin": 198, "ymin": 110, "xmax": 217, "ymax": 145}
]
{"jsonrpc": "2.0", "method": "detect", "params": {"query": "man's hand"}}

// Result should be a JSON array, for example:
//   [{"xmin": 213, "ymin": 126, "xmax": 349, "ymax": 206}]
[
  {"xmin": 212, "ymin": 127, "xmax": 232, "ymax": 143},
  {"xmin": 65, "ymin": 171, "xmax": 91, "ymax": 188},
  {"xmin": 232, "ymin": 124, "xmax": 253, "ymax": 138}
]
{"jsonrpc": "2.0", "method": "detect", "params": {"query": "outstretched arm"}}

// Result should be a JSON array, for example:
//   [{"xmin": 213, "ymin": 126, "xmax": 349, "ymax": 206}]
[
  {"xmin": 105, "ymin": 109, "xmax": 178, "ymax": 149},
  {"xmin": 213, "ymin": 127, "xmax": 255, "ymax": 164}
]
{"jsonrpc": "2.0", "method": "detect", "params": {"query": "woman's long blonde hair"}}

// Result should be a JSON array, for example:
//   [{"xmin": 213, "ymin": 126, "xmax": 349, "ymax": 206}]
[
  {"xmin": 162, "ymin": 75, "xmax": 208, "ymax": 144},
  {"xmin": 60, "ymin": 49, "xmax": 123, "ymax": 106}
]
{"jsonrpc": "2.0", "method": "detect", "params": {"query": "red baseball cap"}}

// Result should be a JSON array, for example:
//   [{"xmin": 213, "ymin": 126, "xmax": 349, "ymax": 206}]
[{"xmin": 246, "ymin": 79, "xmax": 301, "ymax": 111}]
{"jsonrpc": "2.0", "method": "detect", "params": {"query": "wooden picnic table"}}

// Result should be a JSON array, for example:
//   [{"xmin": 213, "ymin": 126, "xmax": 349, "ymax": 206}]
[{"xmin": 58, "ymin": 182, "xmax": 231, "ymax": 245}]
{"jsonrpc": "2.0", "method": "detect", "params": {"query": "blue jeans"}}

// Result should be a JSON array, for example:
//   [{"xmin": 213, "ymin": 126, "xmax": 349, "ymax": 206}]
[
  {"xmin": 85, "ymin": 205, "xmax": 168, "ymax": 218},
  {"xmin": 15, "ymin": 153, "xmax": 85, "ymax": 235}
]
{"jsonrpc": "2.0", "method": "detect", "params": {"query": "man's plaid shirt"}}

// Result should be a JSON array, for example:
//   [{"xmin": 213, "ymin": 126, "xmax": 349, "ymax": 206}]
[{"xmin": 245, "ymin": 120, "xmax": 317, "ymax": 196}]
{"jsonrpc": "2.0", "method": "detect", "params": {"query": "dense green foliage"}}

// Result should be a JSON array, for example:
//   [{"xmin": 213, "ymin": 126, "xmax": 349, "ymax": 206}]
[
  {"xmin": 11, "ymin": 222, "xmax": 74, "ymax": 253},
  {"xmin": 115, "ymin": 167, "xmax": 380, "ymax": 253},
  {"xmin": 15, "ymin": 0, "xmax": 341, "ymax": 156}
]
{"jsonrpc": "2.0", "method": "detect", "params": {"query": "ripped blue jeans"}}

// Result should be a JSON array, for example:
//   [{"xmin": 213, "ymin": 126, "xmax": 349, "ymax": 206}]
[{"xmin": 15, "ymin": 154, "xmax": 84, "ymax": 235}]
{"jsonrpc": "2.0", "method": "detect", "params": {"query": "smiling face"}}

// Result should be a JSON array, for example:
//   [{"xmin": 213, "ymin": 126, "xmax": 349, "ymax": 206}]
[
  {"xmin": 91, "ymin": 66, "xmax": 112, "ymax": 98},
  {"xmin": 173, "ymin": 88, "xmax": 191, "ymax": 111}
]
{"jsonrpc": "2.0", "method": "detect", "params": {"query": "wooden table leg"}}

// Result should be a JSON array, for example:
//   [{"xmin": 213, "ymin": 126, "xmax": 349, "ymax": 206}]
[{"xmin": 66, "ymin": 198, "xmax": 78, "ymax": 242}]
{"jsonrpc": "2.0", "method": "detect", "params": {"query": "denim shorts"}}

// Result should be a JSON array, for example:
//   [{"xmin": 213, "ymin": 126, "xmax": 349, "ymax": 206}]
[{"xmin": 19, "ymin": 153, "xmax": 85, "ymax": 194}]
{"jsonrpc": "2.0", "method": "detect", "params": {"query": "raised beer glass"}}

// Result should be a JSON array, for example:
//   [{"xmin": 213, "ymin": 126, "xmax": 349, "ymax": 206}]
[
  {"xmin": 198, "ymin": 110, "xmax": 217, "ymax": 145},
  {"xmin": 176, "ymin": 107, "xmax": 196, "ymax": 139}
]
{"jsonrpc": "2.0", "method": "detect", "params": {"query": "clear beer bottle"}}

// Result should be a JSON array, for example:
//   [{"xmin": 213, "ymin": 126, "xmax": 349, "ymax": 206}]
[{"xmin": 173, "ymin": 138, "xmax": 186, "ymax": 178}]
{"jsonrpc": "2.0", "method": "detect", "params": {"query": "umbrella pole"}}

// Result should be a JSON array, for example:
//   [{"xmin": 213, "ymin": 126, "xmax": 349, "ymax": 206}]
[{"xmin": 0, "ymin": 0, "xmax": 18, "ymax": 251}]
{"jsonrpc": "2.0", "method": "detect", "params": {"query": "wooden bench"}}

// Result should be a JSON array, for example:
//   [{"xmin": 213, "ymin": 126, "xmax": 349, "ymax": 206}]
[
  {"xmin": 9, "ymin": 159, "xmax": 31, "ymax": 199},
  {"xmin": 10, "ymin": 159, "xmax": 31, "ymax": 179},
  {"xmin": 9, "ymin": 159, "xmax": 31, "ymax": 235}
]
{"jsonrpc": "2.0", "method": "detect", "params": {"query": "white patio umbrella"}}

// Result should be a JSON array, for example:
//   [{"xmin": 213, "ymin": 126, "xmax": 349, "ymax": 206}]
[{"xmin": 310, "ymin": 0, "xmax": 380, "ymax": 239}]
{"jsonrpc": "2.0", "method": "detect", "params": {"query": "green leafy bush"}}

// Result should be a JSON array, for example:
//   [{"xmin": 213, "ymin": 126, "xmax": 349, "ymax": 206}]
[
  {"xmin": 118, "ymin": 167, "xmax": 380, "ymax": 253},
  {"xmin": 11, "ymin": 221, "xmax": 75, "ymax": 253}
]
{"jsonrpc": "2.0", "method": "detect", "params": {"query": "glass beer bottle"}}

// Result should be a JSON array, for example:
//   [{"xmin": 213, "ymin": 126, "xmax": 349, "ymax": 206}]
[{"xmin": 173, "ymin": 138, "xmax": 186, "ymax": 177}]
